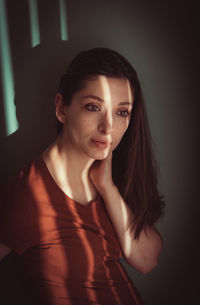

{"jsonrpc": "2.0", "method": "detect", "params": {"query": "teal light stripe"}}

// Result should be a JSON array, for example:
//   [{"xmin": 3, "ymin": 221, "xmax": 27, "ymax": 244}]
[
  {"xmin": 28, "ymin": 0, "xmax": 40, "ymax": 47},
  {"xmin": 59, "ymin": 0, "xmax": 68, "ymax": 40},
  {"xmin": 0, "ymin": 0, "xmax": 18, "ymax": 136}
]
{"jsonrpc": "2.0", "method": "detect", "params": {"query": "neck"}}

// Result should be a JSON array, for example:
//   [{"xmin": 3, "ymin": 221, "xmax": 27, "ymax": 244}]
[
  {"xmin": 42, "ymin": 134, "xmax": 97, "ymax": 202},
  {"xmin": 56, "ymin": 133, "xmax": 95, "ymax": 181}
]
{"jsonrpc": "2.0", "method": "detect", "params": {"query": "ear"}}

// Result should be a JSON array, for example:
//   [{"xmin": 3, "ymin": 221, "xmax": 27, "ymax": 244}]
[{"xmin": 55, "ymin": 93, "xmax": 67, "ymax": 123}]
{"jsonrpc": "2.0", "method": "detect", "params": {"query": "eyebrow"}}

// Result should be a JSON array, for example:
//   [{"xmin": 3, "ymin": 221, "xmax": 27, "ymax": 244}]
[{"xmin": 81, "ymin": 94, "xmax": 133, "ymax": 106}]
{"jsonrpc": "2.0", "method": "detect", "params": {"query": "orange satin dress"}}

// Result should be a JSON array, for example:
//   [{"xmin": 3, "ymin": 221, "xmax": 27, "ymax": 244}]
[{"xmin": 0, "ymin": 156, "xmax": 144, "ymax": 305}]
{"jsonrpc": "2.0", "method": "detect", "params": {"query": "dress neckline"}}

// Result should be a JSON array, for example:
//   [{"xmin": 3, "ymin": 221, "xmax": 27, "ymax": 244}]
[{"xmin": 36, "ymin": 155, "xmax": 101, "ymax": 208}]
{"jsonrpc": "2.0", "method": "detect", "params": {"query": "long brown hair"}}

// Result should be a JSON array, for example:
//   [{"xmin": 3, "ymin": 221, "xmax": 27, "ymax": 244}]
[{"xmin": 58, "ymin": 47, "xmax": 165, "ymax": 239}]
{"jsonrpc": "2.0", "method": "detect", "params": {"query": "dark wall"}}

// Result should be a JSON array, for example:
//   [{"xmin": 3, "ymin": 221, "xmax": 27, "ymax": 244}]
[{"xmin": 0, "ymin": 1, "xmax": 199, "ymax": 304}]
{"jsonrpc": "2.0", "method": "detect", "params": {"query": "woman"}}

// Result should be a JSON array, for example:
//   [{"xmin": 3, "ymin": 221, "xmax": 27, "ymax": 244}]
[{"xmin": 0, "ymin": 48, "xmax": 165, "ymax": 305}]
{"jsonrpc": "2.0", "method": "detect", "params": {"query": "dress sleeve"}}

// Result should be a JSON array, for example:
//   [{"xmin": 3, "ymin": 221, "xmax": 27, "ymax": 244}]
[{"xmin": 0, "ymin": 177, "xmax": 40, "ymax": 254}]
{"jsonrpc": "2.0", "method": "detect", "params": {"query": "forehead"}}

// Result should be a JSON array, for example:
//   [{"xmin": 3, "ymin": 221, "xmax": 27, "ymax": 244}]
[{"xmin": 74, "ymin": 75, "xmax": 134, "ymax": 104}]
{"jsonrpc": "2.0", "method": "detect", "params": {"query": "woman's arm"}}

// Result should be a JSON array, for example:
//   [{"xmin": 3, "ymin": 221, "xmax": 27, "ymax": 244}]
[
  {"xmin": 99, "ymin": 183, "xmax": 163, "ymax": 274},
  {"xmin": 90, "ymin": 153, "xmax": 163, "ymax": 274}
]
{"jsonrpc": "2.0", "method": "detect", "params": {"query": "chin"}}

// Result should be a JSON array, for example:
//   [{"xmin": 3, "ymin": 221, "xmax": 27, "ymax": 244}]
[{"xmin": 88, "ymin": 149, "xmax": 110, "ymax": 160}]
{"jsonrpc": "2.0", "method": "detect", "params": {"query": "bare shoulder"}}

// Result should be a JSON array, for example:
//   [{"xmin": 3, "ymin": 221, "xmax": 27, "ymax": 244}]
[{"xmin": 0, "ymin": 243, "xmax": 12, "ymax": 261}]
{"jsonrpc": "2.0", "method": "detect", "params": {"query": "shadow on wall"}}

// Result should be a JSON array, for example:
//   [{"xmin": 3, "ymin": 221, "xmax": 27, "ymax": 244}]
[{"xmin": 0, "ymin": 0, "xmax": 76, "ymax": 185}]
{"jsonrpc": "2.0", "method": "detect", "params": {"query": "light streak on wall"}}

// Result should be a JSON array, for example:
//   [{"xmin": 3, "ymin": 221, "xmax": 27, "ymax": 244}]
[
  {"xmin": 0, "ymin": 0, "xmax": 19, "ymax": 136},
  {"xmin": 28, "ymin": 0, "xmax": 40, "ymax": 47},
  {"xmin": 59, "ymin": 0, "xmax": 68, "ymax": 40}
]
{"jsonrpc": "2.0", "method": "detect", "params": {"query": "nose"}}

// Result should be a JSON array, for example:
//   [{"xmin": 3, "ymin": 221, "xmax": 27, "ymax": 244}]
[{"xmin": 98, "ymin": 111, "xmax": 113, "ymax": 135}]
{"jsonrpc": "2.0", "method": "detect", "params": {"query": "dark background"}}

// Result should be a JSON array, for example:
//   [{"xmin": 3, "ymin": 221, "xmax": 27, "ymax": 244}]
[{"xmin": 0, "ymin": 0, "xmax": 199, "ymax": 304}]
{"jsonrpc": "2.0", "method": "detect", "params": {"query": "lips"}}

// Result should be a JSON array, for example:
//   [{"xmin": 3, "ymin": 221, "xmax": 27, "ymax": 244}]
[
  {"xmin": 93, "ymin": 139, "xmax": 111, "ymax": 145},
  {"xmin": 91, "ymin": 139, "xmax": 111, "ymax": 149}
]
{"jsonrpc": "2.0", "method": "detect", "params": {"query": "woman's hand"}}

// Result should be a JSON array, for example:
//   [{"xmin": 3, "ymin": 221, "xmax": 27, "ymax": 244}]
[{"xmin": 89, "ymin": 152, "xmax": 114, "ymax": 195}]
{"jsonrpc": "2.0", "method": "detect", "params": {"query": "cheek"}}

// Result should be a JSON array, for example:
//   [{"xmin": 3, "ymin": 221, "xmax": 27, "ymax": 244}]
[
  {"xmin": 112, "ymin": 120, "xmax": 129, "ymax": 148},
  {"xmin": 115, "ymin": 118, "xmax": 129, "ymax": 137},
  {"xmin": 78, "ymin": 112, "xmax": 100, "ymax": 132},
  {"xmin": 79, "ymin": 117, "xmax": 96, "ymax": 133},
  {"xmin": 69, "ymin": 115, "xmax": 96, "ymax": 137}
]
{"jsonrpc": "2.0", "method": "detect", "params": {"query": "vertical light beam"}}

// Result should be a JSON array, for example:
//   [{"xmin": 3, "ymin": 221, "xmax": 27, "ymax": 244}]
[
  {"xmin": 28, "ymin": 0, "xmax": 40, "ymax": 47},
  {"xmin": 0, "ymin": 0, "xmax": 19, "ymax": 136},
  {"xmin": 59, "ymin": 0, "xmax": 68, "ymax": 40}
]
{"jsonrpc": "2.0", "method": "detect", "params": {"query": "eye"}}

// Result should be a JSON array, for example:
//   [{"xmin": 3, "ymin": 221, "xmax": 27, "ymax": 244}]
[
  {"xmin": 117, "ymin": 110, "xmax": 130, "ymax": 117},
  {"xmin": 85, "ymin": 104, "xmax": 101, "ymax": 112}
]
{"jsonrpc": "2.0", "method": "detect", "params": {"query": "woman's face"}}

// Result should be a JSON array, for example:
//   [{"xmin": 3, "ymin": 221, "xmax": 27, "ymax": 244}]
[{"xmin": 57, "ymin": 75, "xmax": 134, "ymax": 160}]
